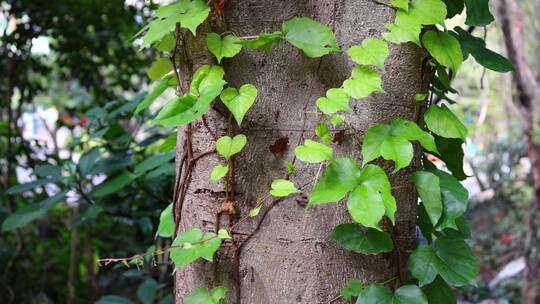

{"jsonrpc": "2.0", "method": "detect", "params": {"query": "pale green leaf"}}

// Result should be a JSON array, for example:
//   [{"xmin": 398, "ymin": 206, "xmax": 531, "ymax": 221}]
[
  {"xmin": 331, "ymin": 114, "xmax": 345, "ymax": 127},
  {"xmin": 210, "ymin": 286, "xmax": 228, "ymax": 302},
  {"xmin": 217, "ymin": 229, "xmax": 231, "ymax": 239},
  {"xmin": 315, "ymin": 88, "xmax": 352, "ymax": 115},
  {"xmin": 170, "ymin": 230, "xmax": 221, "ymax": 267},
  {"xmin": 362, "ymin": 124, "xmax": 391, "ymax": 165},
  {"xmin": 220, "ymin": 84, "xmax": 258, "ymax": 126},
  {"xmin": 347, "ymin": 38, "xmax": 389, "ymax": 70},
  {"xmin": 189, "ymin": 65, "xmax": 227, "ymax": 101},
  {"xmin": 210, "ymin": 165, "xmax": 229, "ymax": 183},
  {"xmin": 216, "ymin": 134, "xmax": 247, "ymax": 159},
  {"xmin": 206, "ymin": 33, "xmax": 242, "ymax": 63},
  {"xmin": 147, "ymin": 57, "xmax": 173, "ymax": 81},
  {"xmin": 294, "ymin": 139, "xmax": 333, "ymax": 163},
  {"xmin": 390, "ymin": 118, "xmax": 439, "ymax": 153},
  {"xmin": 270, "ymin": 179, "xmax": 300, "ymax": 197},
  {"xmin": 315, "ymin": 122, "xmax": 332, "ymax": 144},
  {"xmin": 156, "ymin": 203, "xmax": 174, "ymax": 238},
  {"xmin": 380, "ymin": 135, "xmax": 414, "ymax": 172},
  {"xmin": 282, "ymin": 17, "xmax": 340, "ymax": 58},
  {"xmin": 155, "ymin": 0, "xmax": 210, "ymax": 35},
  {"xmin": 249, "ymin": 205, "xmax": 262, "ymax": 217},
  {"xmin": 391, "ymin": 0, "xmax": 409, "ymax": 10},
  {"xmin": 347, "ymin": 185, "xmax": 385, "ymax": 229},
  {"xmin": 343, "ymin": 66, "xmax": 383, "ymax": 99}
]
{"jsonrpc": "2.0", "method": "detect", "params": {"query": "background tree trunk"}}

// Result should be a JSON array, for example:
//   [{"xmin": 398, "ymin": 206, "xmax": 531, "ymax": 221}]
[
  {"xmin": 496, "ymin": 0, "xmax": 540, "ymax": 303},
  {"xmin": 174, "ymin": 1, "xmax": 426, "ymax": 303}
]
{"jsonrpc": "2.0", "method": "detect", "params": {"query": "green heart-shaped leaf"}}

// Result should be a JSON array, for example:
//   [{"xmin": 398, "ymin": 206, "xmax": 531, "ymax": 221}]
[
  {"xmin": 206, "ymin": 33, "xmax": 242, "ymax": 63},
  {"xmin": 316, "ymin": 88, "xmax": 352, "ymax": 115},
  {"xmin": 220, "ymin": 84, "xmax": 258, "ymax": 126},
  {"xmin": 216, "ymin": 134, "xmax": 247, "ymax": 159}
]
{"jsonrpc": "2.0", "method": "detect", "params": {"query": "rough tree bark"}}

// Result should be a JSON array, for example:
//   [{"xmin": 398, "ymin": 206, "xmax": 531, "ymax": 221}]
[
  {"xmin": 497, "ymin": 0, "xmax": 540, "ymax": 303},
  {"xmin": 173, "ymin": 1, "xmax": 426, "ymax": 303}
]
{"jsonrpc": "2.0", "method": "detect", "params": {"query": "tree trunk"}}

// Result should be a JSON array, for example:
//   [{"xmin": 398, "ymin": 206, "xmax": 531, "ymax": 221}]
[
  {"xmin": 496, "ymin": 0, "xmax": 540, "ymax": 303},
  {"xmin": 174, "ymin": 1, "xmax": 425, "ymax": 303}
]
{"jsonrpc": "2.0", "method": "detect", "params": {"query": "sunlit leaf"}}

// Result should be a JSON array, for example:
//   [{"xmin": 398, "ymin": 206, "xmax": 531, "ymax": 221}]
[
  {"xmin": 206, "ymin": 33, "xmax": 242, "ymax": 63},
  {"xmin": 216, "ymin": 134, "xmax": 247, "ymax": 159}
]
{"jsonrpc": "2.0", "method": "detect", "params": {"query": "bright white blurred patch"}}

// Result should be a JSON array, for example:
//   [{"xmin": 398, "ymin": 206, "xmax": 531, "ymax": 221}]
[{"xmin": 31, "ymin": 36, "xmax": 51, "ymax": 55}]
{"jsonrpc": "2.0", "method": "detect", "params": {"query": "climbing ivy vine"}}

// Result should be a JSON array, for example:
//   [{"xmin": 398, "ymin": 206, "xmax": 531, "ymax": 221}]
[{"xmin": 120, "ymin": 0, "xmax": 513, "ymax": 302}]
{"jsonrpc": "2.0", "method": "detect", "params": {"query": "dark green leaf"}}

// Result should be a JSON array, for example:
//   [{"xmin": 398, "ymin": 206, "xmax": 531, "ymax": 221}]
[
  {"xmin": 443, "ymin": 0, "xmax": 464, "ymax": 18},
  {"xmin": 331, "ymin": 224, "xmax": 393, "ymax": 254},
  {"xmin": 7, "ymin": 177, "xmax": 63, "ymax": 195},
  {"xmin": 465, "ymin": 0, "xmax": 494, "ymax": 26},
  {"xmin": 409, "ymin": 236, "xmax": 478, "ymax": 287},
  {"xmin": 2, "ymin": 191, "xmax": 68, "ymax": 232},
  {"xmin": 91, "ymin": 172, "xmax": 138, "ymax": 197},
  {"xmin": 78, "ymin": 147, "xmax": 101, "ymax": 177},
  {"xmin": 434, "ymin": 135, "xmax": 467, "ymax": 180},
  {"xmin": 137, "ymin": 278, "xmax": 158, "ymax": 304},
  {"xmin": 422, "ymin": 276, "xmax": 456, "ymax": 304},
  {"xmin": 431, "ymin": 169, "xmax": 468, "ymax": 230},
  {"xmin": 452, "ymin": 27, "xmax": 513, "ymax": 72},
  {"xmin": 96, "ymin": 295, "xmax": 134, "ymax": 304},
  {"xmin": 134, "ymin": 152, "xmax": 175, "ymax": 175}
]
